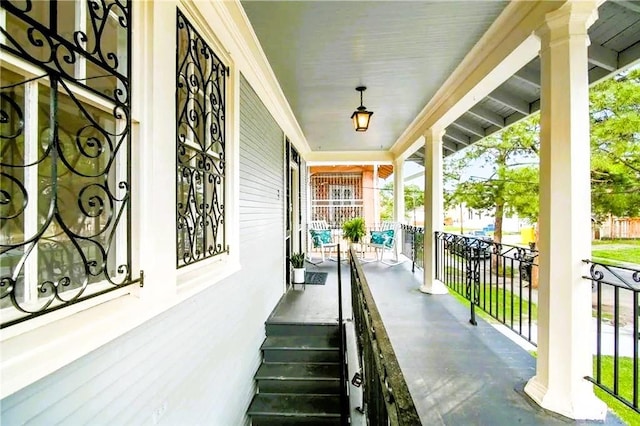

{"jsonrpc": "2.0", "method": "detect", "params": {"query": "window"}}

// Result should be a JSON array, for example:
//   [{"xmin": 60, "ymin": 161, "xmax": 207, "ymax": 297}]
[
  {"xmin": 310, "ymin": 173, "xmax": 363, "ymax": 227},
  {"xmin": 176, "ymin": 10, "xmax": 228, "ymax": 268},
  {"xmin": 0, "ymin": 1, "xmax": 135, "ymax": 328}
]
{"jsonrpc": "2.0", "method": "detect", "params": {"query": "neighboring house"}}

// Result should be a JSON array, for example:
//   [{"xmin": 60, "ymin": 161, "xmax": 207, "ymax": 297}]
[
  {"xmin": 309, "ymin": 165, "xmax": 393, "ymax": 229},
  {"xmin": 596, "ymin": 216, "xmax": 640, "ymax": 239}
]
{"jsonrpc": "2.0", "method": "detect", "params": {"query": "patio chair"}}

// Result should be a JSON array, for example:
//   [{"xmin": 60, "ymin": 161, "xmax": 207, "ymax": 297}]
[
  {"xmin": 364, "ymin": 221, "xmax": 402, "ymax": 266},
  {"xmin": 307, "ymin": 220, "xmax": 338, "ymax": 264}
]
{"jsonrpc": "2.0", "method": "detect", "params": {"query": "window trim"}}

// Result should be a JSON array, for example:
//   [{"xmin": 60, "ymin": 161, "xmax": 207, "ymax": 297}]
[{"xmin": 0, "ymin": 0, "xmax": 138, "ymax": 329}]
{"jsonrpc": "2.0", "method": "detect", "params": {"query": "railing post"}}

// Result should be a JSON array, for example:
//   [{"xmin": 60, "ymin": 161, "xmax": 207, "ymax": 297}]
[
  {"xmin": 434, "ymin": 231, "xmax": 439, "ymax": 279},
  {"xmin": 464, "ymin": 241, "xmax": 478, "ymax": 326},
  {"xmin": 411, "ymin": 226, "xmax": 416, "ymax": 273},
  {"xmin": 337, "ymin": 244, "xmax": 348, "ymax": 425}
]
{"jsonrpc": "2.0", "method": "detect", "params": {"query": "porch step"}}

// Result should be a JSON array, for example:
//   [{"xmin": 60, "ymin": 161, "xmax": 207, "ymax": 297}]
[
  {"xmin": 261, "ymin": 335, "xmax": 340, "ymax": 363},
  {"xmin": 265, "ymin": 322, "xmax": 339, "ymax": 338},
  {"xmin": 247, "ymin": 394, "xmax": 341, "ymax": 425},
  {"xmin": 248, "ymin": 318, "xmax": 344, "ymax": 425},
  {"xmin": 256, "ymin": 362, "xmax": 340, "ymax": 394}
]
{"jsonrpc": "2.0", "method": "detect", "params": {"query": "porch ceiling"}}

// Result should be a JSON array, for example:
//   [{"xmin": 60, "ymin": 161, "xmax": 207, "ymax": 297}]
[
  {"xmin": 241, "ymin": 1, "xmax": 508, "ymax": 154},
  {"xmin": 241, "ymin": 1, "xmax": 640, "ymax": 164}
]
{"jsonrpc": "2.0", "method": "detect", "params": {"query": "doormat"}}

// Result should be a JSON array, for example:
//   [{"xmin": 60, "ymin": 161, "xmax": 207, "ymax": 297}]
[{"xmin": 304, "ymin": 271, "xmax": 328, "ymax": 285}]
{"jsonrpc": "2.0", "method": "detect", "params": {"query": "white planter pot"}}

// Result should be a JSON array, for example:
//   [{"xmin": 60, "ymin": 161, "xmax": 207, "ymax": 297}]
[{"xmin": 293, "ymin": 268, "xmax": 306, "ymax": 283}]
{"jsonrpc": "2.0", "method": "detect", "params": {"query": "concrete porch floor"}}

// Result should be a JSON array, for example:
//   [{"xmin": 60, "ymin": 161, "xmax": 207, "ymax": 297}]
[{"xmin": 270, "ymin": 256, "xmax": 624, "ymax": 425}]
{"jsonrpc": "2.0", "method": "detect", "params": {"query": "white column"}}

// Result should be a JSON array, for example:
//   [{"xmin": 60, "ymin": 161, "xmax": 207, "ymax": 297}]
[
  {"xmin": 420, "ymin": 128, "xmax": 448, "ymax": 294},
  {"xmin": 524, "ymin": 1, "xmax": 605, "ymax": 420},
  {"xmin": 373, "ymin": 163, "xmax": 379, "ymax": 223},
  {"xmin": 392, "ymin": 158, "xmax": 404, "ymax": 224},
  {"xmin": 392, "ymin": 158, "xmax": 405, "ymax": 262}
]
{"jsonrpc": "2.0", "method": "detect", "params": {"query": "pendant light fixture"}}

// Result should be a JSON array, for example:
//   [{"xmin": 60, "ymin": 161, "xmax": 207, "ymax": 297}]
[{"xmin": 351, "ymin": 86, "xmax": 373, "ymax": 132}]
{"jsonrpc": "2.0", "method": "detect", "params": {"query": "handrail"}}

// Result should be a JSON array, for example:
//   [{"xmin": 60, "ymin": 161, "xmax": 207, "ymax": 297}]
[
  {"xmin": 349, "ymin": 246, "xmax": 420, "ymax": 425},
  {"xmin": 337, "ymin": 244, "xmax": 348, "ymax": 424}
]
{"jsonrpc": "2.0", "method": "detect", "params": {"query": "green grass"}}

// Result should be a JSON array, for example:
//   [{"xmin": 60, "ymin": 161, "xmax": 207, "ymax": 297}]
[
  {"xmin": 592, "ymin": 239, "xmax": 640, "ymax": 265},
  {"xmin": 592, "ymin": 356, "xmax": 640, "ymax": 425}
]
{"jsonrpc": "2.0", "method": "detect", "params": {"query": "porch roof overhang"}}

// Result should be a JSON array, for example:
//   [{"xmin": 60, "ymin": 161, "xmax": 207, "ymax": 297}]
[{"xmin": 239, "ymin": 0, "xmax": 640, "ymax": 165}]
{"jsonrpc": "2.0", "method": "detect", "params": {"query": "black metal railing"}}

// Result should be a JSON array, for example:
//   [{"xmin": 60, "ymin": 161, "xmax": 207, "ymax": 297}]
[
  {"xmin": 337, "ymin": 245, "xmax": 348, "ymax": 424},
  {"xmin": 584, "ymin": 260, "xmax": 640, "ymax": 414},
  {"xmin": 435, "ymin": 232, "xmax": 539, "ymax": 344},
  {"xmin": 349, "ymin": 246, "xmax": 420, "ymax": 425},
  {"xmin": 401, "ymin": 224, "xmax": 424, "ymax": 272}
]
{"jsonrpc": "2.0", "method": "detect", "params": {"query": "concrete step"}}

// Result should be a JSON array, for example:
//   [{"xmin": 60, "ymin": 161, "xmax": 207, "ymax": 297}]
[
  {"xmin": 261, "ymin": 335, "xmax": 340, "ymax": 363},
  {"xmin": 248, "ymin": 393, "xmax": 341, "ymax": 425},
  {"xmin": 256, "ymin": 362, "xmax": 340, "ymax": 395},
  {"xmin": 250, "ymin": 415, "xmax": 341, "ymax": 426},
  {"xmin": 265, "ymin": 322, "xmax": 339, "ymax": 338}
]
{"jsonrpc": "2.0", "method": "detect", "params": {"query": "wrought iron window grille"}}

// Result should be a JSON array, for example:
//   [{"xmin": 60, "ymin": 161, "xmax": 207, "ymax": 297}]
[
  {"xmin": 0, "ymin": 0, "xmax": 139, "ymax": 329},
  {"xmin": 176, "ymin": 9, "xmax": 228, "ymax": 268}
]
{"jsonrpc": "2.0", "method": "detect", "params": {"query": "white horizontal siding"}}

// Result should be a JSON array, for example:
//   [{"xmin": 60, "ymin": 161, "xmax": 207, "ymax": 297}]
[
  {"xmin": 0, "ymin": 71, "xmax": 286, "ymax": 426},
  {"xmin": 239, "ymin": 72, "xmax": 285, "ymax": 256}
]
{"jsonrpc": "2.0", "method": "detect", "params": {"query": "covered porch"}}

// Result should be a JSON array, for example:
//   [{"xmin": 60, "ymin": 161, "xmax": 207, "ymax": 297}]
[
  {"xmin": 242, "ymin": 0, "xmax": 640, "ymax": 421},
  {"xmin": 268, "ymin": 250, "xmax": 625, "ymax": 424},
  {"xmin": 1, "ymin": 1, "xmax": 639, "ymax": 424}
]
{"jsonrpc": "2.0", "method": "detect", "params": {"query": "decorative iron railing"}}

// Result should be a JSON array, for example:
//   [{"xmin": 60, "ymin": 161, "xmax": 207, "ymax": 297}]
[
  {"xmin": 584, "ymin": 259, "xmax": 640, "ymax": 414},
  {"xmin": 434, "ymin": 232, "xmax": 538, "ymax": 344},
  {"xmin": 336, "ymin": 245, "xmax": 348, "ymax": 424},
  {"xmin": 176, "ymin": 9, "xmax": 228, "ymax": 268},
  {"xmin": 406, "ymin": 228, "xmax": 640, "ymax": 414},
  {"xmin": 349, "ymin": 246, "xmax": 421, "ymax": 425},
  {"xmin": 1, "ymin": 0, "xmax": 140, "ymax": 328},
  {"xmin": 401, "ymin": 224, "xmax": 424, "ymax": 272}
]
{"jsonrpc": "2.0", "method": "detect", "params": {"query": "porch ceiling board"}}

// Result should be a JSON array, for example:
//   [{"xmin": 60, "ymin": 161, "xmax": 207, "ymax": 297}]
[
  {"xmin": 241, "ymin": 0, "xmax": 640, "ymax": 166},
  {"xmin": 241, "ymin": 0, "xmax": 509, "ymax": 153}
]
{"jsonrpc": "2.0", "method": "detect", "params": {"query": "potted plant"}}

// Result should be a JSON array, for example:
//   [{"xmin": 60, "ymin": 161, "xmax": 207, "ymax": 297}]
[
  {"xmin": 290, "ymin": 252, "xmax": 306, "ymax": 283},
  {"xmin": 342, "ymin": 217, "xmax": 366, "ymax": 243}
]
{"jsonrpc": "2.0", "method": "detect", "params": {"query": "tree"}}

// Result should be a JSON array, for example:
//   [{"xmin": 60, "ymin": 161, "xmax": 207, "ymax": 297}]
[
  {"xmin": 590, "ymin": 68, "xmax": 640, "ymax": 221},
  {"xmin": 446, "ymin": 116, "xmax": 540, "ymax": 243},
  {"xmin": 379, "ymin": 182, "xmax": 425, "ymax": 222}
]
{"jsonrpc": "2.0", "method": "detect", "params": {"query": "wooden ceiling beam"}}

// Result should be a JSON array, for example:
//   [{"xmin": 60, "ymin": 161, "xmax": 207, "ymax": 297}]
[
  {"xmin": 467, "ymin": 105, "xmax": 505, "ymax": 128},
  {"xmin": 450, "ymin": 118, "xmax": 486, "ymax": 138},
  {"xmin": 588, "ymin": 43, "xmax": 619, "ymax": 71},
  {"xmin": 486, "ymin": 88, "xmax": 530, "ymax": 115}
]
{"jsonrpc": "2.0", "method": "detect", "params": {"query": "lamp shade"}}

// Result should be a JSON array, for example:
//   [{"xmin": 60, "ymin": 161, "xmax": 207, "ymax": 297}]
[{"xmin": 351, "ymin": 108, "xmax": 373, "ymax": 132}]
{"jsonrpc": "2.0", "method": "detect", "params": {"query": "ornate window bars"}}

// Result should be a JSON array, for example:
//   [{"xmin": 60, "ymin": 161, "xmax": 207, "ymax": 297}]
[
  {"xmin": 0, "ymin": 0, "xmax": 138, "ymax": 328},
  {"xmin": 176, "ymin": 9, "xmax": 228, "ymax": 268}
]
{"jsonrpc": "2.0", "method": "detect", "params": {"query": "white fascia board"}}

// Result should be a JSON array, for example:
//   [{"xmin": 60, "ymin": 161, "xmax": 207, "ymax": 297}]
[
  {"xmin": 306, "ymin": 151, "xmax": 393, "ymax": 165},
  {"xmin": 390, "ymin": 1, "xmax": 565, "ymax": 160},
  {"xmin": 197, "ymin": 1, "xmax": 310, "ymax": 155},
  {"xmin": 394, "ymin": 135, "xmax": 426, "ymax": 163}
]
